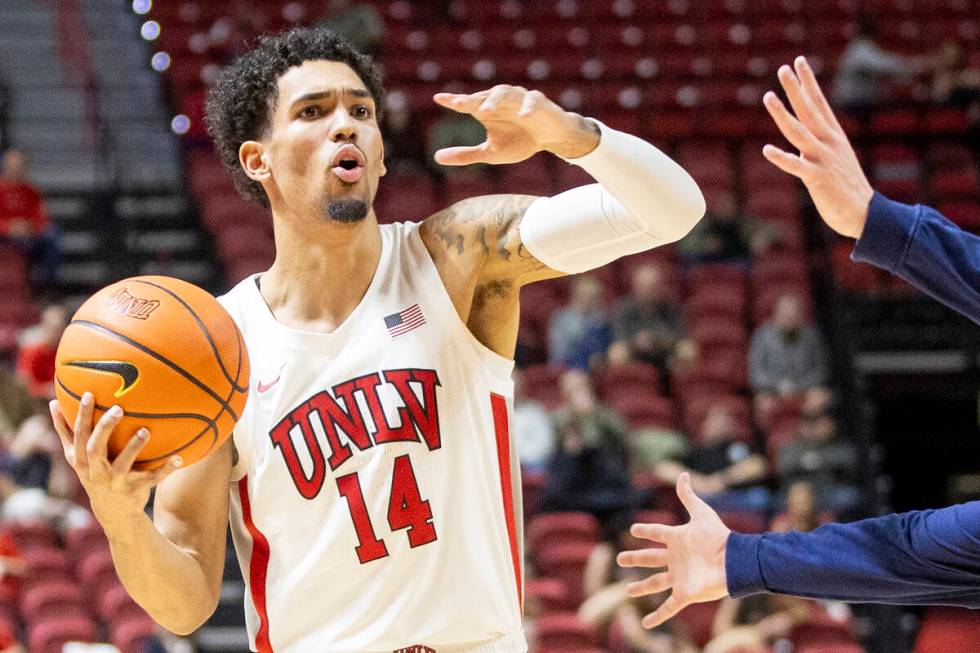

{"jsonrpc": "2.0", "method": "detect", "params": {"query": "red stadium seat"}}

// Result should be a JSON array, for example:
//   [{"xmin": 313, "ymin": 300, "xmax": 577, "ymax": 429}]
[
  {"xmin": 718, "ymin": 510, "xmax": 767, "ymax": 534},
  {"xmin": 690, "ymin": 317, "xmax": 749, "ymax": 350},
  {"xmin": 535, "ymin": 543, "xmax": 596, "ymax": 607},
  {"xmin": 798, "ymin": 645, "xmax": 866, "ymax": 653},
  {"xmin": 19, "ymin": 580, "xmax": 86, "ymax": 625},
  {"xmin": 790, "ymin": 615, "xmax": 858, "ymax": 648},
  {"xmin": 528, "ymin": 512, "xmax": 601, "ymax": 557},
  {"xmin": 675, "ymin": 600, "xmax": 723, "ymax": 648},
  {"xmin": 936, "ymin": 201, "xmax": 980, "ymax": 229},
  {"xmin": 98, "ymin": 583, "xmax": 147, "ymax": 623},
  {"xmin": 23, "ymin": 547, "xmax": 72, "ymax": 584},
  {"xmin": 682, "ymin": 394, "xmax": 752, "ymax": 442},
  {"xmin": 110, "ymin": 615, "xmax": 159, "ymax": 653},
  {"xmin": 535, "ymin": 612, "xmax": 599, "ymax": 650},
  {"xmin": 526, "ymin": 577, "xmax": 572, "ymax": 613},
  {"xmin": 1, "ymin": 521, "xmax": 57, "ymax": 550},
  {"xmin": 28, "ymin": 616, "xmax": 98, "ymax": 653},
  {"xmin": 608, "ymin": 391, "xmax": 676, "ymax": 430},
  {"xmin": 930, "ymin": 168, "xmax": 980, "ymax": 199},
  {"xmin": 685, "ymin": 288, "xmax": 747, "ymax": 322},
  {"xmin": 593, "ymin": 362, "xmax": 661, "ymax": 400},
  {"xmin": 914, "ymin": 607, "xmax": 980, "ymax": 653}
]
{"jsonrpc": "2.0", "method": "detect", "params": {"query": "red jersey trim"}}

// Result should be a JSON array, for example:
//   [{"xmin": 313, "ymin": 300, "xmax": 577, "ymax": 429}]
[
  {"xmin": 238, "ymin": 476, "xmax": 274, "ymax": 652},
  {"xmin": 490, "ymin": 393, "xmax": 522, "ymax": 610}
]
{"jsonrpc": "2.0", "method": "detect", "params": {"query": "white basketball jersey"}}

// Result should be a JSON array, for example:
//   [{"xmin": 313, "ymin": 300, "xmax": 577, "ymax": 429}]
[{"xmin": 218, "ymin": 222, "xmax": 525, "ymax": 653}]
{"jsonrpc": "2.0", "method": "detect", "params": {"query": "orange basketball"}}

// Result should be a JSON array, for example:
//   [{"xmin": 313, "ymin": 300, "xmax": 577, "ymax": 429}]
[{"xmin": 54, "ymin": 276, "xmax": 250, "ymax": 470}]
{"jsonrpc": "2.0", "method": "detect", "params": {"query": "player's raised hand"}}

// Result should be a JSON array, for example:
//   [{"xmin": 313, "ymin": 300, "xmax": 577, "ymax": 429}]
[
  {"xmin": 762, "ymin": 56, "xmax": 874, "ymax": 239},
  {"xmin": 616, "ymin": 473, "xmax": 730, "ymax": 629},
  {"xmin": 49, "ymin": 394, "xmax": 183, "ymax": 528},
  {"xmin": 432, "ymin": 85, "xmax": 599, "ymax": 166}
]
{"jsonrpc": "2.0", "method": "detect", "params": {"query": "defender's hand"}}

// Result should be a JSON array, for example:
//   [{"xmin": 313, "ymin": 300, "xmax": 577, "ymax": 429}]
[
  {"xmin": 762, "ymin": 56, "xmax": 874, "ymax": 239},
  {"xmin": 616, "ymin": 473, "xmax": 731, "ymax": 628},
  {"xmin": 49, "ymin": 393, "xmax": 183, "ymax": 529},
  {"xmin": 432, "ymin": 85, "xmax": 600, "ymax": 166}
]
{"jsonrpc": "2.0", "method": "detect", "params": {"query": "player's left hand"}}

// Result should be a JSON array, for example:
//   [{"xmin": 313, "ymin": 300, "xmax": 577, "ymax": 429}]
[{"xmin": 432, "ymin": 85, "xmax": 600, "ymax": 166}]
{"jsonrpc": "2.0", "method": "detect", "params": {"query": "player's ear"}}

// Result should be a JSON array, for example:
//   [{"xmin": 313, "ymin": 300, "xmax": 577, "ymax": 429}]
[
  {"xmin": 240, "ymin": 140, "xmax": 271, "ymax": 183},
  {"xmin": 379, "ymin": 141, "xmax": 387, "ymax": 178}
]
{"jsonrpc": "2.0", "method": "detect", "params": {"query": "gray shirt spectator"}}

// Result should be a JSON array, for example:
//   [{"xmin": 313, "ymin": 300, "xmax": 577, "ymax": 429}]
[
  {"xmin": 749, "ymin": 295, "xmax": 828, "ymax": 395},
  {"xmin": 609, "ymin": 263, "xmax": 685, "ymax": 369},
  {"xmin": 832, "ymin": 26, "xmax": 923, "ymax": 107},
  {"xmin": 548, "ymin": 275, "xmax": 610, "ymax": 370}
]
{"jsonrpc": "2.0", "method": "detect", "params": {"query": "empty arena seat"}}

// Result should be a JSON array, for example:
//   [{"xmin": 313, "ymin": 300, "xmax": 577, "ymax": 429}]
[
  {"xmin": 1, "ymin": 521, "xmax": 57, "ymax": 550},
  {"xmin": 110, "ymin": 615, "xmax": 159, "ymax": 653},
  {"xmin": 528, "ymin": 512, "xmax": 601, "ymax": 555},
  {"xmin": 718, "ymin": 510, "xmax": 767, "ymax": 534},
  {"xmin": 535, "ymin": 542, "xmax": 596, "ymax": 607},
  {"xmin": 914, "ymin": 607, "xmax": 980, "ymax": 653},
  {"xmin": 797, "ymin": 645, "xmax": 866, "ymax": 653},
  {"xmin": 593, "ymin": 362, "xmax": 661, "ymax": 399},
  {"xmin": 23, "ymin": 547, "xmax": 72, "ymax": 583},
  {"xmin": 675, "ymin": 600, "xmax": 724, "ymax": 648},
  {"xmin": 19, "ymin": 580, "xmax": 86, "ymax": 624},
  {"xmin": 690, "ymin": 317, "xmax": 749, "ymax": 350},
  {"xmin": 535, "ymin": 612, "xmax": 599, "ymax": 650},
  {"xmin": 790, "ymin": 615, "xmax": 859, "ymax": 649},
  {"xmin": 609, "ymin": 391, "xmax": 676, "ymax": 430},
  {"xmin": 525, "ymin": 577, "xmax": 572, "ymax": 613},
  {"xmin": 519, "ymin": 364, "xmax": 565, "ymax": 409},
  {"xmin": 28, "ymin": 616, "xmax": 98, "ymax": 653},
  {"xmin": 98, "ymin": 583, "xmax": 147, "ymax": 623}
]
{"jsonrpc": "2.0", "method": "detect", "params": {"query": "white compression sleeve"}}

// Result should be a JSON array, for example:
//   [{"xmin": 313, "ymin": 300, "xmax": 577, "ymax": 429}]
[{"xmin": 518, "ymin": 119, "xmax": 705, "ymax": 274}]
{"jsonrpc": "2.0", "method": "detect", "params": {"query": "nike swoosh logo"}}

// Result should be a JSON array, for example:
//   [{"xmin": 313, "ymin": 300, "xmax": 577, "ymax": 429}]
[
  {"xmin": 257, "ymin": 364, "xmax": 286, "ymax": 394},
  {"xmin": 64, "ymin": 360, "xmax": 140, "ymax": 398}
]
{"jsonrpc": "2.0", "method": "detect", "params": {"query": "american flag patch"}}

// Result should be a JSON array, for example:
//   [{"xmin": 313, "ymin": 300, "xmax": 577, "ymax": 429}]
[{"xmin": 384, "ymin": 304, "xmax": 426, "ymax": 338}]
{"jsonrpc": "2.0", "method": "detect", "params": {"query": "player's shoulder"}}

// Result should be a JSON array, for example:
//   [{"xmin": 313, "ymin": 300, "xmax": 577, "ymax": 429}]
[{"xmin": 216, "ymin": 274, "xmax": 259, "ymax": 317}]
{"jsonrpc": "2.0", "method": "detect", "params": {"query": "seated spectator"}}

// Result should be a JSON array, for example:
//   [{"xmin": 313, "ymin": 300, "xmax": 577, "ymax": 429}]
[
  {"xmin": 770, "ymin": 480, "xmax": 833, "ymax": 533},
  {"xmin": 750, "ymin": 294, "xmax": 831, "ymax": 424},
  {"xmin": 832, "ymin": 18, "xmax": 927, "ymax": 109},
  {"xmin": 0, "ymin": 149, "xmax": 59, "ymax": 291},
  {"xmin": 315, "ymin": 0, "xmax": 385, "ymax": 54},
  {"xmin": 678, "ymin": 191, "xmax": 778, "ymax": 265},
  {"xmin": 0, "ymin": 471, "xmax": 91, "ymax": 532},
  {"xmin": 539, "ymin": 370, "xmax": 636, "ymax": 532},
  {"xmin": 0, "ymin": 366, "xmax": 37, "ymax": 439},
  {"xmin": 548, "ymin": 275, "xmax": 610, "ymax": 370},
  {"xmin": 512, "ymin": 368, "xmax": 555, "ymax": 473},
  {"xmin": 704, "ymin": 593, "xmax": 815, "ymax": 653},
  {"xmin": 580, "ymin": 523, "xmax": 699, "ymax": 653},
  {"xmin": 608, "ymin": 263, "xmax": 690, "ymax": 375},
  {"xmin": 932, "ymin": 41, "xmax": 980, "ymax": 118},
  {"xmin": 381, "ymin": 92, "xmax": 427, "ymax": 174},
  {"xmin": 1, "ymin": 414, "xmax": 59, "ymax": 490},
  {"xmin": 427, "ymin": 110, "xmax": 487, "ymax": 174},
  {"xmin": 776, "ymin": 409, "xmax": 862, "ymax": 514},
  {"xmin": 15, "ymin": 302, "xmax": 66, "ymax": 399},
  {"xmin": 652, "ymin": 405, "xmax": 770, "ymax": 513}
]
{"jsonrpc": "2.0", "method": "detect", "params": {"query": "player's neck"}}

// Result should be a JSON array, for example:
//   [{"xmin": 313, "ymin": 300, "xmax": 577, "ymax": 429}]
[{"xmin": 260, "ymin": 214, "xmax": 383, "ymax": 332}]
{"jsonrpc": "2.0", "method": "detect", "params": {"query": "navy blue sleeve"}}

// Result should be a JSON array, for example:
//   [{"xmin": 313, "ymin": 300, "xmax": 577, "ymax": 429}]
[
  {"xmin": 726, "ymin": 501, "xmax": 980, "ymax": 607},
  {"xmin": 851, "ymin": 192, "xmax": 980, "ymax": 324}
]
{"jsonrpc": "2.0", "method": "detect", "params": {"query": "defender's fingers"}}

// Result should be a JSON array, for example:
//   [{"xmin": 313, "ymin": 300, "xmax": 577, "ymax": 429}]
[
  {"xmin": 49, "ymin": 400, "xmax": 73, "ymax": 451},
  {"xmin": 131, "ymin": 455, "xmax": 184, "ymax": 490},
  {"xmin": 110, "ymin": 428, "xmax": 150, "ymax": 476},
  {"xmin": 763, "ymin": 91, "xmax": 820, "ymax": 154},
  {"xmin": 794, "ymin": 56, "xmax": 845, "ymax": 133},
  {"xmin": 627, "ymin": 572, "xmax": 672, "ymax": 598},
  {"xmin": 762, "ymin": 144, "xmax": 813, "ymax": 179},
  {"xmin": 433, "ymin": 143, "xmax": 492, "ymax": 166},
  {"xmin": 676, "ymin": 473, "xmax": 715, "ymax": 521},
  {"xmin": 432, "ymin": 91, "xmax": 490, "ymax": 114},
  {"xmin": 87, "ymin": 405, "xmax": 124, "ymax": 463},
  {"xmin": 618, "ymin": 547, "xmax": 670, "ymax": 569},
  {"xmin": 777, "ymin": 65, "xmax": 833, "ymax": 140},
  {"xmin": 630, "ymin": 522, "xmax": 673, "ymax": 544},
  {"xmin": 72, "ymin": 392, "xmax": 95, "ymax": 467},
  {"xmin": 641, "ymin": 594, "xmax": 685, "ymax": 629},
  {"xmin": 477, "ymin": 85, "xmax": 515, "ymax": 113}
]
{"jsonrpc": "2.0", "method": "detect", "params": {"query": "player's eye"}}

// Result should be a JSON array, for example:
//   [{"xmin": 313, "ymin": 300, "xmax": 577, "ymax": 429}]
[
  {"xmin": 299, "ymin": 105, "xmax": 321, "ymax": 120},
  {"xmin": 352, "ymin": 105, "xmax": 372, "ymax": 119}
]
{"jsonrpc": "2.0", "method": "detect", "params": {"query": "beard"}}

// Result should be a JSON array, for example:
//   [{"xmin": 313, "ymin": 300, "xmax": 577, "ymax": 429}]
[{"xmin": 325, "ymin": 197, "xmax": 369, "ymax": 223}]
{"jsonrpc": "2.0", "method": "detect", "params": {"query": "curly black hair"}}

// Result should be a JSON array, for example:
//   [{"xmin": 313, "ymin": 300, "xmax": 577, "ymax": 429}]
[{"xmin": 204, "ymin": 27, "xmax": 385, "ymax": 207}]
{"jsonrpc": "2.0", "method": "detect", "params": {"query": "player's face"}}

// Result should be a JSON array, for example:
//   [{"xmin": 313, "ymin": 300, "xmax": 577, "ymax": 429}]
[{"xmin": 264, "ymin": 60, "xmax": 385, "ymax": 223}]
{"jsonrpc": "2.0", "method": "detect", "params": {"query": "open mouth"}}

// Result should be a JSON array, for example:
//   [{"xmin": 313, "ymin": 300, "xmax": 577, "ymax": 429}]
[{"xmin": 331, "ymin": 146, "xmax": 365, "ymax": 183}]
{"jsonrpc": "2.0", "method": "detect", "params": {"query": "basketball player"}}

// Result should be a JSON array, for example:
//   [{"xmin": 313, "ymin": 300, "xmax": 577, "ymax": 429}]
[
  {"xmin": 619, "ymin": 57, "xmax": 980, "ymax": 630},
  {"xmin": 48, "ymin": 28, "xmax": 705, "ymax": 652}
]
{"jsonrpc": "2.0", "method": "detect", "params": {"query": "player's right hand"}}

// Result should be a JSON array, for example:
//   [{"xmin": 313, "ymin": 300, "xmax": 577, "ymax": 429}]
[
  {"xmin": 616, "ymin": 473, "xmax": 731, "ymax": 628},
  {"xmin": 49, "ymin": 393, "xmax": 183, "ymax": 529}
]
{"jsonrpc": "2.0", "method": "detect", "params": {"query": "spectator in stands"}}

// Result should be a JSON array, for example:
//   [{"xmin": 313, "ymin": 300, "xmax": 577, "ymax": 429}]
[
  {"xmin": 316, "ymin": 0, "xmax": 385, "ymax": 55},
  {"xmin": 548, "ymin": 275, "xmax": 611, "ymax": 370},
  {"xmin": 540, "ymin": 370, "xmax": 636, "ymax": 532},
  {"xmin": 749, "ymin": 293, "xmax": 831, "ymax": 423},
  {"xmin": 0, "ymin": 149, "xmax": 59, "ymax": 290},
  {"xmin": 770, "ymin": 480, "xmax": 831, "ymax": 533},
  {"xmin": 776, "ymin": 408, "xmax": 861, "ymax": 514},
  {"xmin": 1, "ymin": 414, "xmax": 59, "ymax": 491},
  {"xmin": 703, "ymin": 593, "xmax": 814, "ymax": 653},
  {"xmin": 608, "ymin": 263, "xmax": 689, "ymax": 375},
  {"xmin": 0, "ymin": 469, "xmax": 91, "ymax": 531},
  {"xmin": 832, "ymin": 18, "xmax": 927, "ymax": 108},
  {"xmin": 932, "ymin": 41, "xmax": 980, "ymax": 120},
  {"xmin": 427, "ymin": 110, "xmax": 487, "ymax": 173},
  {"xmin": 652, "ymin": 404, "xmax": 770, "ymax": 513},
  {"xmin": 678, "ymin": 190, "xmax": 778, "ymax": 266},
  {"xmin": 381, "ymin": 92, "xmax": 426, "ymax": 174},
  {"xmin": 0, "ymin": 366, "xmax": 37, "ymax": 439},
  {"xmin": 15, "ymin": 303, "xmax": 66, "ymax": 399},
  {"xmin": 580, "ymin": 522, "xmax": 699, "ymax": 653},
  {"xmin": 512, "ymin": 368, "xmax": 554, "ymax": 473}
]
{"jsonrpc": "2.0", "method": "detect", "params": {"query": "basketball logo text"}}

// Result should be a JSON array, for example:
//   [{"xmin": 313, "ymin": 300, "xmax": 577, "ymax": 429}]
[
  {"xmin": 270, "ymin": 368, "xmax": 442, "ymax": 499},
  {"xmin": 394, "ymin": 646, "xmax": 436, "ymax": 653},
  {"xmin": 104, "ymin": 288, "xmax": 161, "ymax": 320}
]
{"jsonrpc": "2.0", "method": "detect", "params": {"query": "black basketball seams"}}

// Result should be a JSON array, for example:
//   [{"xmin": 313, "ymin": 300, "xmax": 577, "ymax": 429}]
[
  {"xmin": 68, "ymin": 319, "xmax": 240, "ymax": 423},
  {"xmin": 55, "ymin": 377, "xmax": 219, "ymax": 464},
  {"xmin": 128, "ymin": 279, "xmax": 249, "ymax": 393}
]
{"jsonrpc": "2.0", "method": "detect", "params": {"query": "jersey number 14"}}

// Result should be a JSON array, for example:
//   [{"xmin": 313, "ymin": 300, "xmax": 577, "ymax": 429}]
[{"xmin": 336, "ymin": 454, "xmax": 437, "ymax": 563}]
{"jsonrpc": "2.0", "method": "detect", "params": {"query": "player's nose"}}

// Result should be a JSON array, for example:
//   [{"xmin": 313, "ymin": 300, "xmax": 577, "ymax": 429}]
[{"xmin": 329, "ymin": 108, "xmax": 358, "ymax": 143}]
